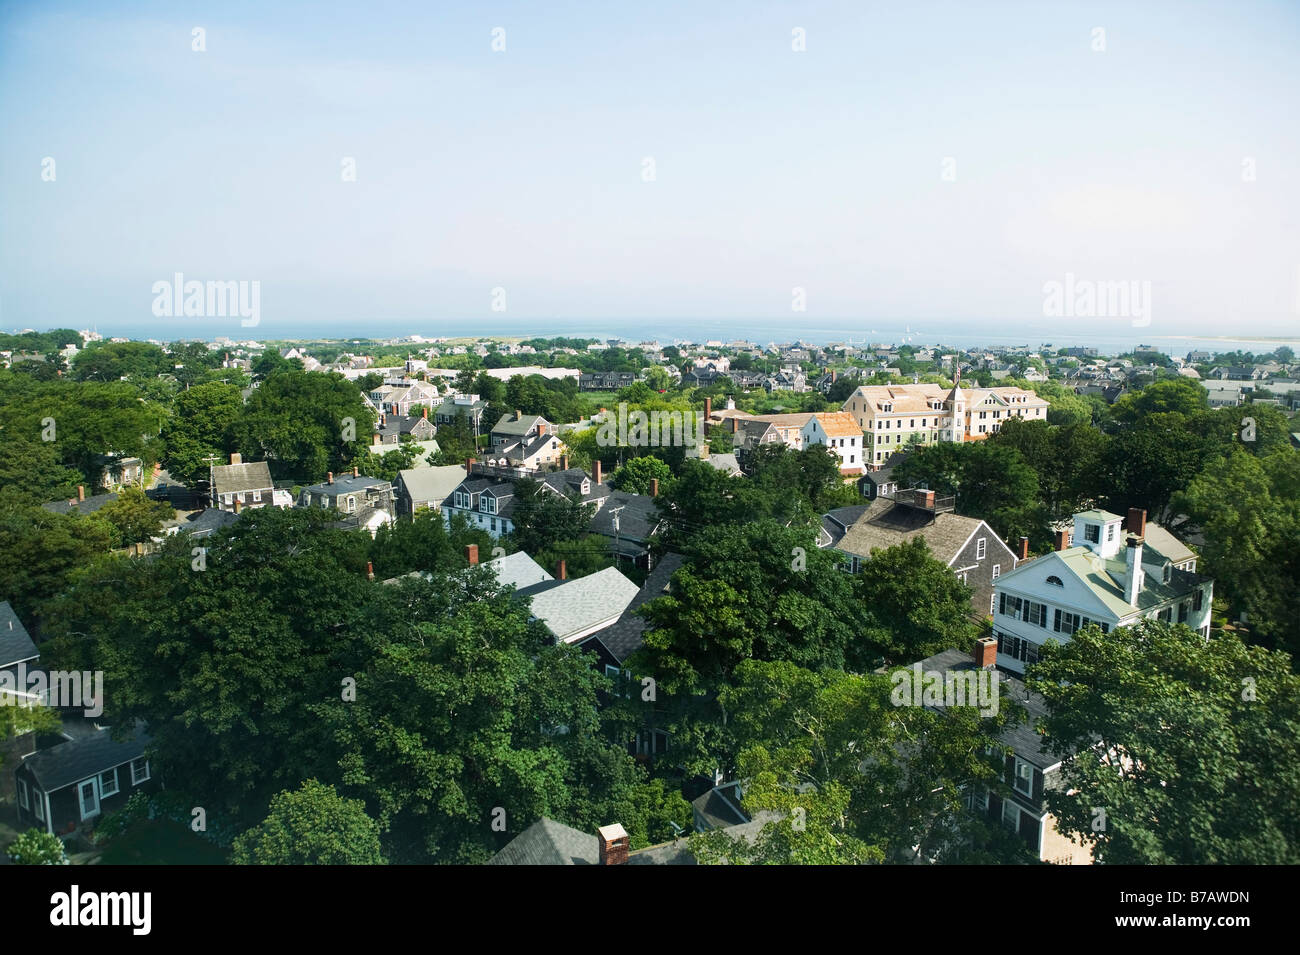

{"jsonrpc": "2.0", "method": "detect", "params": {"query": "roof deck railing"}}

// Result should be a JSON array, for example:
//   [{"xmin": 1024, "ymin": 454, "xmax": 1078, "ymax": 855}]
[{"xmin": 885, "ymin": 487, "xmax": 956, "ymax": 514}]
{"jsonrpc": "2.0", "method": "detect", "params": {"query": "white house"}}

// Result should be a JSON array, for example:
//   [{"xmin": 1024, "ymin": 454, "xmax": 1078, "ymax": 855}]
[
  {"xmin": 801, "ymin": 411, "xmax": 865, "ymax": 477},
  {"xmin": 991, "ymin": 508, "xmax": 1213, "ymax": 674}
]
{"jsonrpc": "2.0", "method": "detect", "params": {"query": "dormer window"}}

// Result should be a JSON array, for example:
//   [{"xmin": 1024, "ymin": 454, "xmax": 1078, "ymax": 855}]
[{"xmin": 1084, "ymin": 524, "xmax": 1100, "ymax": 544}]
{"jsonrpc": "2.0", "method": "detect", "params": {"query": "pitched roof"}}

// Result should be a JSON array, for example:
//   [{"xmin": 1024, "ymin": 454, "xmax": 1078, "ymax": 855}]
[
  {"xmin": 835, "ymin": 499, "xmax": 989, "ymax": 564},
  {"xmin": 19, "ymin": 727, "xmax": 151, "ymax": 792},
  {"xmin": 812, "ymin": 411, "xmax": 863, "ymax": 437},
  {"xmin": 485, "ymin": 818, "xmax": 598, "ymax": 865},
  {"xmin": 211, "ymin": 461, "xmax": 274, "ymax": 494},
  {"xmin": 579, "ymin": 553, "xmax": 685, "ymax": 664},
  {"xmin": 397, "ymin": 465, "xmax": 466, "ymax": 505},
  {"xmin": 0, "ymin": 601, "xmax": 39, "ymax": 668},
  {"xmin": 913, "ymin": 649, "xmax": 1060, "ymax": 768},
  {"xmin": 1025, "ymin": 546, "xmax": 1210, "ymax": 618},
  {"xmin": 492, "ymin": 412, "xmax": 547, "ymax": 436},
  {"xmin": 302, "ymin": 473, "xmax": 390, "ymax": 495},
  {"xmin": 485, "ymin": 551, "xmax": 554, "ymax": 591},
  {"xmin": 588, "ymin": 491, "xmax": 662, "ymax": 543},
  {"xmin": 519, "ymin": 566, "xmax": 641, "ymax": 643},
  {"xmin": 41, "ymin": 491, "xmax": 118, "ymax": 515}
]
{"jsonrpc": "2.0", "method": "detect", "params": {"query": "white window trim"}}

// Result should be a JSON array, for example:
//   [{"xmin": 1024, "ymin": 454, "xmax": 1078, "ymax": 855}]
[
  {"xmin": 992, "ymin": 564, "xmax": 1001, "ymax": 579},
  {"xmin": 131, "ymin": 758, "xmax": 150, "ymax": 785},
  {"xmin": 17, "ymin": 777, "xmax": 29, "ymax": 810},
  {"xmin": 34, "ymin": 787, "xmax": 45, "ymax": 821},
  {"xmin": 252, "ymin": 490, "xmax": 262, "ymax": 503},
  {"xmin": 1014, "ymin": 758, "xmax": 1034, "ymax": 796},
  {"xmin": 100, "ymin": 766, "xmax": 119, "ymax": 798},
  {"xmin": 976, "ymin": 538, "xmax": 987, "ymax": 560}
]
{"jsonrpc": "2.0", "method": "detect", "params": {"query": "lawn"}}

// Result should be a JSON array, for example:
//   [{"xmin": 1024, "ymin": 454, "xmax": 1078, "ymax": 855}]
[{"xmin": 98, "ymin": 820, "xmax": 228, "ymax": 865}]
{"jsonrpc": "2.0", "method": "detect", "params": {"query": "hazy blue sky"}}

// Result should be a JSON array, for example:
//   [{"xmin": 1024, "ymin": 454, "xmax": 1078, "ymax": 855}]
[{"xmin": 2, "ymin": 0, "xmax": 1298, "ymax": 340}]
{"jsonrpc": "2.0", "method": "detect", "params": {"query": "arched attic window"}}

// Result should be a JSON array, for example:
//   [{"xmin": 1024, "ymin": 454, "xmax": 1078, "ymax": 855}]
[{"xmin": 1045, "ymin": 575, "xmax": 1064, "ymax": 587}]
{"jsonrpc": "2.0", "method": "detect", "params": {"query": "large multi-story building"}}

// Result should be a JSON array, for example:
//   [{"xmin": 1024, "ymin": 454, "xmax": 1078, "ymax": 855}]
[
  {"xmin": 841, "ymin": 383, "xmax": 1049, "ymax": 467},
  {"xmin": 991, "ymin": 508, "xmax": 1213, "ymax": 675}
]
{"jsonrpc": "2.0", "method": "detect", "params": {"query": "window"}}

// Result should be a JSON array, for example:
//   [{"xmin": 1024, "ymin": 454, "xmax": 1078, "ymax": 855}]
[
  {"xmin": 1178, "ymin": 602, "xmax": 1189, "ymax": 623},
  {"xmin": 490, "ymin": 518, "xmax": 497, "ymax": 532},
  {"xmin": 990, "ymin": 593, "xmax": 997, "ymax": 614},
  {"xmin": 1054, "ymin": 610, "xmax": 1082, "ymax": 635},
  {"xmin": 34, "ymin": 788, "xmax": 45, "ymax": 821},
  {"xmin": 17, "ymin": 777, "xmax": 29, "ymax": 811},
  {"xmin": 319, "ymin": 495, "xmax": 328, "ymax": 509},
  {"xmin": 100, "ymin": 767, "xmax": 119, "ymax": 798},
  {"xmin": 1084, "ymin": 524, "xmax": 1100, "ymax": 543},
  {"xmin": 252, "ymin": 490, "xmax": 261, "ymax": 503},
  {"xmin": 1014, "ymin": 759, "xmax": 1034, "ymax": 796},
  {"xmin": 346, "ymin": 495, "xmax": 356, "ymax": 513},
  {"xmin": 223, "ymin": 493, "xmax": 233, "ymax": 505},
  {"xmin": 976, "ymin": 538, "xmax": 986, "ymax": 560},
  {"xmin": 992, "ymin": 564, "xmax": 1001, "ymax": 580},
  {"xmin": 1002, "ymin": 799, "xmax": 1020, "ymax": 831},
  {"xmin": 1193, "ymin": 589, "xmax": 1204, "ymax": 612},
  {"xmin": 1107, "ymin": 524, "xmax": 1116, "ymax": 541},
  {"xmin": 1045, "ymin": 575, "xmax": 1064, "ymax": 587},
  {"xmin": 131, "ymin": 758, "xmax": 150, "ymax": 785}
]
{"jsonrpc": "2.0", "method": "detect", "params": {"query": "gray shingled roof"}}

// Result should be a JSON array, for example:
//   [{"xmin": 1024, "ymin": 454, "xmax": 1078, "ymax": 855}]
[
  {"xmin": 41, "ymin": 492, "xmax": 118, "ymax": 516},
  {"xmin": 302, "ymin": 473, "xmax": 390, "ymax": 495},
  {"xmin": 579, "ymin": 553, "xmax": 684, "ymax": 664},
  {"xmin": 211, "ymin": 461, "xmax": 274, "ymax": 495},
  {"xmin": 492, "ymin": 412, "xmax": 546, "ymax": 437},
  {"xmin": 589, "ymin": 492, "xmax": 662, "ymax": 542},
  {"xmin": 913, "ymin": 648, "xmax": 1061, "ymax": 769},
  {"xmin": 20, "ymin": 727, "xmax": 151, "ymax": 792},
  {"xmin": 518, "ymin": 566, "xmax": 640, "ymax": 642},
  {"xmin": 0, "ymin": 601, "xmax": 39, "ymax": 668},
  {"xmin": 398, "ymin": 465, "xmax": 466, "ymax": 505},
  {"xmin": 835, "ymin": 499, "xmax": 985, "ymax": 564},
  {"xmin": 485, "ymin": 551, "xmax": 554, "ymax": 591},
  {"xmin": 486, "ymin": 818, "xmax": 599, "ymax": 865}
]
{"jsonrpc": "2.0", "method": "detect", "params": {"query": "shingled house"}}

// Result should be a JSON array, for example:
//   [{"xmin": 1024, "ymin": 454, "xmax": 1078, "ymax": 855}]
[
  {"xmin": 825, "ymin": 492, "xmax": 1020, "ymax": 617},
  {"xmin": 13, "ymin": 727, "xmax": 155, "ymax": 836},
  {"xmin": 210, "ymin": 454, "xmax": 275, "ymax": 512}
]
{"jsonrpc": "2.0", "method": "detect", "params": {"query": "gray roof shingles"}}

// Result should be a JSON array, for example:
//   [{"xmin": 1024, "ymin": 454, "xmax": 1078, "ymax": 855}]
[
  {"xmin": 20, "ymin": 727, "xmax": 151, "ymax": 792},
  {"xmin": 0, "ymin": 601, "xmax": 39, "ymax": 668}
]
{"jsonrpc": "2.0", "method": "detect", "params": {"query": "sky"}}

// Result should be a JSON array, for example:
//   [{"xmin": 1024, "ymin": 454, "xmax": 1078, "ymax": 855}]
[{"xmin": 1, "ymin": 0, "xmax": 1298, "ymax": 341}]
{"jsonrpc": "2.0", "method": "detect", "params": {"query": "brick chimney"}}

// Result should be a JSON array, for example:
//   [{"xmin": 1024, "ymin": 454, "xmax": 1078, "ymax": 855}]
[
  {"xmin": 1054, "ymin": 529, "xmax": 1069, "ymax": 551},
  {"xmin": 327, "ymin": 471, "xmax": 334, "ymax": 484},
  {"xmin": 538, "ymin": 422, "xmax": 547, "ymax": 436},
  {"xmin": 1017, "ymin": 536, "xmax": 1029, "ymax": 561},
  {"xmin": 515, "ymin": 409, "xmax": 522, "ymax": 420},
  {"xmin": 974, "ymin": 636, "xmax": 997, "ymax": 669},
  {"xmin": 77, "ymin": 484, "xmax": 85, "ymax": 502},
  {"xmin": 1125, "ymin": 507, "xmax": 1147, "ymax": 538},
  {"xmin": 650, "ymin": 478, "xmax": 659, "ymax": 498},
  {"xmin": 704, "ymin": 396, "xmax": 712, "ymax": 419},
  {"xmin": 597, "ymin": 824, "xmax": 630, "ymax": 866},
  {"xmin": 465, "ymin": 544, "xmax": 479, "ymax": 566},
  {"xmin": 731, "ymin": 416, "xmax": 739, "ymax": 434},
  {"xmin": 422, "ymin": 406, "xmax": 428, "ymax": 418},
  {"xmin": 353, "ymin": 466, "xmax": 359, "ymax": 477},
  {"xmin": 230, "ymin": 452, "xmax": 242, "ymax": 465},
  {"xmin": 593, "ymin": 460, "xmax": 602, "ymax": 485},
  {"xmin": 233, "ymin": 497, "xmax": 242, "ymax": 513},
  {"xmin": 561, "ymin": 454, "xmax": 570, "ymax": 471},
  {"xmin": 366, "ymin": 561, "xmax": 375, "ymax": 580},
  {"xmin": 557, "ymin": 559, "xmax": 567, "ymax": 581},
  {"xmin": 466, "ymin": 456, "xmax": 476, "ymax": 474}
]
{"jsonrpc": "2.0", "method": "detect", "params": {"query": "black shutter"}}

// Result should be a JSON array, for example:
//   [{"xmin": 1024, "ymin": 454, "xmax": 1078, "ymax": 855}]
[{"xmin": 1054, "ymin": 609, "xmax": 1062, "ymax": 632}]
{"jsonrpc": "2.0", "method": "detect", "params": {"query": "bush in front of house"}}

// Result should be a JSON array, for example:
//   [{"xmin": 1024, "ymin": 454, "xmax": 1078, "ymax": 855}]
[{"xmin": 6, "ymin": 828, "xmax": 68, "ymax": 865}]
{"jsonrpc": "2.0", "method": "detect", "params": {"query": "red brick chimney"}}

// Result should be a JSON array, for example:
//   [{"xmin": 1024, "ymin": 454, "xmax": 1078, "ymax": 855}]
[
  {"xmin": 77, "ymin": 484, "xmax": 85, "ymax": 502},
  {"xmin": 1017, "ymin": 536, "xmax": 1029, "ymax": 560},
  {"xmin": 352, "ymin": 466, "xmax": 359, "ymax": 477},
  {"xmin": 704, "ymin": 396, "xmax": 712, "ymax": 419},
  {"xmin": 233, "ymin": 497, "xmax": 242, "ymax": 513},
  {"xmin": 974, "ymin": 636, "xmax": 997, "ymax": 669},
  {"xmin": 366, "ymin": 561, "xmax": 375, "ymax": 580},
  {"xmin": 557, "ymin": 559, "xmax": 567, "ymax": 580},
  {"xmin": 465, "ymin": 544, "xmax": 479, "ymax": 566},
  {"xmin": 538, "ymin": 422, "xmax": 547, "ymax": 436},
  {"xmin": 1125, "ymin": 507, "xmax": 1147, "ymax": 538},
  {"xmin": 561, "ymin": 454, "xmax": 570, "ymax": 471},
  {"xmin": 1054, "ymin": 529, "xmax": 1069, "ymax": 551},
  {"xmin": 422, "ymin": 406, "xmax": 428, "ymax": 418},
  {"xmin": 327, "ymin": 471, "xmax": 334, "ymax": 484},
  {"xmin": 731, "ymin": 416, "xmax": 739, "ymax": 434},
  {"xmin": 466, "ymin": 456, "xmax": 476, "ymax": 474},
  {"xmin": 597, "ymin": 824, "xmax": 630, "ymax": 866},
  {"xmin": 593, "ymin": 460, "xmax": 602, "ymax": 485},
  {"xmin": 650, "ymin": 478, "xmax": 659, "ymax": 498}
]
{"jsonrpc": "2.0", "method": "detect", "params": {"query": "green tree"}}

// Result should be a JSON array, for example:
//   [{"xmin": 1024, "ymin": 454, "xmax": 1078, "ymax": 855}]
[
  {"xmin": 1028, "ymin": 619, "xmax": 1300, "ymax": 864},
  {"xmin": 853, "ymin": 538, "xmax": 981, "ymax": 664},
  {"xmin": 509, "ymin": 478, "xmax": 595, "ymax": 555},
  {"xmin": 161, "ymin": 382, "xmax": 244, "ymax": 485},
  {"xmin": 231, "ymin": 779, "xmax": 386, "ymax": 865},
  {"xmin": 608, "ymin": 455, "xmax": 673, "ymax": 496},
  {"xmin": 95, "ymin": 486, "xmax": 175, "ymax": 547}
]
